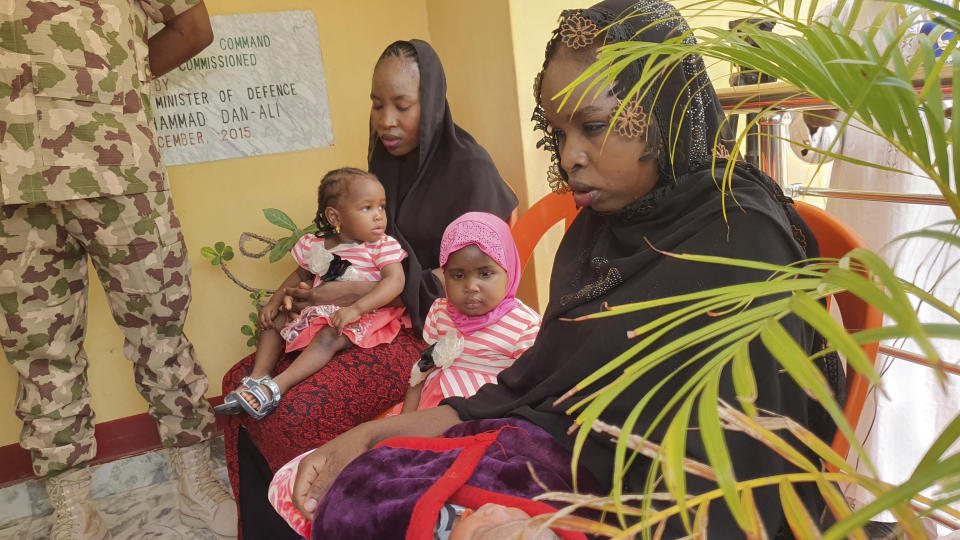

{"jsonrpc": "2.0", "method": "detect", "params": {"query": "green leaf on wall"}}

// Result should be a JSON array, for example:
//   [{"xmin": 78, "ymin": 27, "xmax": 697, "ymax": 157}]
[{"xmin": 264, "ymin": 208, "xmax": 298, "ymax": 231}]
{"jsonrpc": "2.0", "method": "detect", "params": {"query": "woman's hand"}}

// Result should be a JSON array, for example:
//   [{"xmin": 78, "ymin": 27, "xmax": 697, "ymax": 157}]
[
  {"xmin": 292, "ymin": 424, "xmax": 374, "ymax": 518},
  {"xmin": 292, "ymin": 406, "xmax": 462, "ymax": 519},
  {"xmin": 330, "ymin": 305, "xmax": 362, "ymax": 332},
  {"xmin": 283, "ymin": 281, "xmax": 378, "ymax": 312},
  {"xmin": 283, "ymin": 282, "xmax": 315, "ymax": 312}
]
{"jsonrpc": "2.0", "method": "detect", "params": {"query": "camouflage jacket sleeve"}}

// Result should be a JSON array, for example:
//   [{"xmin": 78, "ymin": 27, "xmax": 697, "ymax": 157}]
[{"xmin": 139, "ymin": 0, "xmax": 202, "ymax": 24}]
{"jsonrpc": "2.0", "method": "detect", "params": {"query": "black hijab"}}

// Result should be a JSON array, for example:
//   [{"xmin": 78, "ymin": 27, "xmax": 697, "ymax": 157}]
[
  {"xmin": 445, "ymin": 2, "xmax": 825, "ymax": 536},
  {"xmin": 369, "ymin": 39, "xmax": 518, "ymax": 332}
]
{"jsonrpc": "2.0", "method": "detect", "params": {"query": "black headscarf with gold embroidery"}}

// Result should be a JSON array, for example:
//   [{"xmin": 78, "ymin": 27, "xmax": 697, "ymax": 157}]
[{"xmin": 533, "ymin": 0, "xmax": 735, "ymax": 190}]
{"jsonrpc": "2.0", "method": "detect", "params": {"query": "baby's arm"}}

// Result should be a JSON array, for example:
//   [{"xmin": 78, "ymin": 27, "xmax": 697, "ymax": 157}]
[
  {"xmin": 329, "ymin": 262, "xmax": 405, "ymax": 331},
  {"xmin": 400, "ymin": 382, "xmax": 423, "ymax": 414}
]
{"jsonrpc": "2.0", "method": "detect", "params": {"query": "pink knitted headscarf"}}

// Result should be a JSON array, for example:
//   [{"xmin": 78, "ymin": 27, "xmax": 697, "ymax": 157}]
[{"xmin": 438, "ymin": 212, "xmax": 521, "ymax": 335}]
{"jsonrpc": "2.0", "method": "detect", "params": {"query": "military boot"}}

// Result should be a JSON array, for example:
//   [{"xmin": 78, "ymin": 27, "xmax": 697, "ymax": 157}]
[
  {"xmin": 170, "ymin": 441, "xmax": 237, "ymax": 538},
  {"xmin": 45, "ymin": 468, "xmax": 111, "ymax": 540}
]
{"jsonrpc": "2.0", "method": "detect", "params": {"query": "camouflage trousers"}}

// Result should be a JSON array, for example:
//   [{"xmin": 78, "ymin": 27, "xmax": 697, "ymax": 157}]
[{"xmin": 0, "ymin": 191, "xmax": 215, "ymax": 477}]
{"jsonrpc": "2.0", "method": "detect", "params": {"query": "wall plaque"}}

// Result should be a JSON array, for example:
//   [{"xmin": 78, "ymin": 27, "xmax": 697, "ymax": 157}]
[{"xmin": 151, "ymin": 10, "xmax": 334, "ymax": 165}]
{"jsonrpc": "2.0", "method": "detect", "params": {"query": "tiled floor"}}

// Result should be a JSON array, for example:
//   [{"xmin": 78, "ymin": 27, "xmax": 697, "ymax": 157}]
[
  {"xmin": 0, "ymin": 438, "xmax": 229, "ymax": 540},
  {"xmin": 0, "ymin": 480, "xmax": 223, "ymax": 540}
]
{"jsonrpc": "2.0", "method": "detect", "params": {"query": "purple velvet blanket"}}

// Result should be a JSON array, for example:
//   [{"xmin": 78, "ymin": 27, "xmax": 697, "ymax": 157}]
[{"xmin": 312, "ymin": 418, "xmax": 598, "ymax": 540}]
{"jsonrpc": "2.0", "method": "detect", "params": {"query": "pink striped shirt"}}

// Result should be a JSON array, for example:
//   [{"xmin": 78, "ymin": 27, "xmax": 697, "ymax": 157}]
[
  {"xmin": 291, "ymin": 234, "xmax": 406, "ymax": 287},
  {"xmin": 422, "ymin": 298, "xmax": 541, "ymax": 400}
]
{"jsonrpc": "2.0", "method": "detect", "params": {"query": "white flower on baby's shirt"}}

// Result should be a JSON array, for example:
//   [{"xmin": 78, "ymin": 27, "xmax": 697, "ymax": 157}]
[
  {"xmin": 307, "ymin": 242, "xmax": 334, "ymax": 274},
  {"xmin": 308, "ymin": 242, "xmax": 361, "ymax": 281},
  {"xmin": 432, "ymin": 331, "xmax": 464, "ymax": 370},
  {"xmin": 409, "ymin": 330, "xmax": 464, "ymax": 386}
]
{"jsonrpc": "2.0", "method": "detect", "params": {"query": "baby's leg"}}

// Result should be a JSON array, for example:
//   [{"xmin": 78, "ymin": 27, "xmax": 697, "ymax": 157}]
[
  {"xmin": 272, "ymin": 327, "xmax": 351, "ymax": 395},
  {"xmin": 239, "ymin": 314, "xmax": 287, "ymax": 409},
  {"xmin": 250, "ymin": 324, "xmax": 286, "ymax": 379}
]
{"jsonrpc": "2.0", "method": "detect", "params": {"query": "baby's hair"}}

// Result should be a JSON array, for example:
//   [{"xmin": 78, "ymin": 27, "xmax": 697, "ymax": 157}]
[
  {"xmin": 313, "ymin": 167, "xmax": 372, "ymax": 237},
  {"xmin": 377, "ymin": 40, "xmax": 418, "ymax": 66}
]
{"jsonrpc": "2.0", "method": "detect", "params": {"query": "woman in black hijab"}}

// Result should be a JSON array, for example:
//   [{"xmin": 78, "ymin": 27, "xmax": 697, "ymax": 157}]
[
  {"xmin": 291, "ymin": 3, "xmax": 826, "ymax": 538},
  {"xmin": 368, "ymin": 39, "xmax": 519, "ymax": 331},
  {"xmin": 221, "ymin": 40, "xmax": 517, "ymax": 539}
]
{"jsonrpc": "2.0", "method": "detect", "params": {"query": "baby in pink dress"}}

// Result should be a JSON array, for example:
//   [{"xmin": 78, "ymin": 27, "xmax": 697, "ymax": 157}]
[{"xmin": 215, "ymin": 167, "xmax": 407, "ymax": 420}]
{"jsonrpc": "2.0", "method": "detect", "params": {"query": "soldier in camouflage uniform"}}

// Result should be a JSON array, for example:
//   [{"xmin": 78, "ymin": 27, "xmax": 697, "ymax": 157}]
[{"xmin": 0, "ymin": 1, "xmax": 236, "ymax": 538}]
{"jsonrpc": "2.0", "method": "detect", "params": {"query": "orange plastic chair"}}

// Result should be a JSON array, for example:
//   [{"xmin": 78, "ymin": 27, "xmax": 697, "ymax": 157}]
[
  {"xmin": 793, "ymin": 201, "xmax": 884, "ymax": 468},
  {"xmin": 511, "ymin": 192, "xmax": 580, "ymax": 273}
]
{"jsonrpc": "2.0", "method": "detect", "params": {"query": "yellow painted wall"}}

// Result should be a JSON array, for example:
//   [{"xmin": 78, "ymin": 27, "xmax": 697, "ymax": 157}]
[
  {"xmin": 422, "ymin": 0, "xmax": 537, "ymax": 307},
  {"xmin": 0, "ymin": 0, "xmax": 432, "ymax": 448}
]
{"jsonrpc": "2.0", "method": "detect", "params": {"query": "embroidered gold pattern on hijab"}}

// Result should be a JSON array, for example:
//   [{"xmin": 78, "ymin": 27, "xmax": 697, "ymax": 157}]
[
  {"xmin": 613, "ymin": 96, "xmax": 647, "ymax": 139},
  {"xmin": 546, "ymin": 164, "xmax": 571, "ymax": 194},
  {"xmin": 559, "ymin": 13, "xmax": 598, "ymax": 49}
]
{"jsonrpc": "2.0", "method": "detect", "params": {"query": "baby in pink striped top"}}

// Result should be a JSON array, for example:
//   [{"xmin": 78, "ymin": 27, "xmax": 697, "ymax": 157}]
[
  {"xmin": 402, "ymin": 211, "xmax": 541, "ymax": 413},
  {"xmin": 216, "ymin": 167, "xmax": 407, "ymax": 419}
]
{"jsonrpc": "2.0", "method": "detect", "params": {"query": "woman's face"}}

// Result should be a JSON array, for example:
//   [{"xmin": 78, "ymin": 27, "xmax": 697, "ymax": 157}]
[
  {"xmin": 371, "ymin": 56, "xmax": 421, "ymax": 157},
  {"xmin": 539, "ymin": 50, "xmax": 659, "ymax": 213}
]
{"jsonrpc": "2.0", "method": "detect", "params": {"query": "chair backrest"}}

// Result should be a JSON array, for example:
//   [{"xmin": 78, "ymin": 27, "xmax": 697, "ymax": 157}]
[
  {"xmin": 512, "ymin": 192, "xmax": 580, "ymax": 274},
  {"xmin": 793, "ymin": 201, "xmax": 884, "ymax": 468}
]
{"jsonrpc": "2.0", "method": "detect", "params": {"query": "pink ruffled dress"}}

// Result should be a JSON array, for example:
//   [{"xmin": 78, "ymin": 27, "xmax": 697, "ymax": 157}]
[{"xmin": 279, "ymin": 234, "xmax": 408, "ymax": 351}]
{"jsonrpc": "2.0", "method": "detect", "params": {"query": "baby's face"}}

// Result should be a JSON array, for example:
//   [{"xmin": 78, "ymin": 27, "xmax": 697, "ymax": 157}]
[
  {"xmin": 443, "ymin": 245, "xmax": 508, "ymax": 316},
  {"xmin": 333, "ymin": 175, "xmax": 387, "ymax": 243},
  {"xmin": 449, "ymin": 504, "xmax": 560, "ymax": 540}
]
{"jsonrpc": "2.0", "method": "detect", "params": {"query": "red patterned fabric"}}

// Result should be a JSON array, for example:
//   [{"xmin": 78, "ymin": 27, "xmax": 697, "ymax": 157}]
[{"xmin": 222, "ymin": 328, "xmax": 425, "ymax": 527}]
